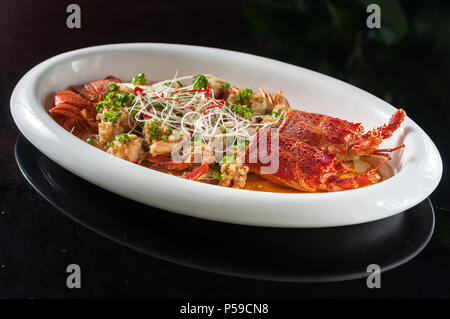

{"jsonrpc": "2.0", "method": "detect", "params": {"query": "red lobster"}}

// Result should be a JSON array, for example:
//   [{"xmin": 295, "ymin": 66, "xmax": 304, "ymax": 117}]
[
  {"xmin": 244, "ymin": 108, "xmax": 406, "ymax": 192},
  {"xmin": 49, "ymin": 76, "xmax": 120, "ymax": 137},
  {"xmin": 279, "ymin": 108, "xmax": 406, "ymax": 160}
]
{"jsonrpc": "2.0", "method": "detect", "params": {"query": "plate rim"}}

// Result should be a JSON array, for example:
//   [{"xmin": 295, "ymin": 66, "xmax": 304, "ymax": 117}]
[{"xmin": 10, "ymin": 43, "xmax": 444, "ymax": 227}]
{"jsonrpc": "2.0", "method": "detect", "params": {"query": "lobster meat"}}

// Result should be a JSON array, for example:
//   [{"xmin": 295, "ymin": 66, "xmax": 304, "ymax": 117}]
[{"xmin": 149, "ymin": 142, "xmax": 214, "ymax": 180}]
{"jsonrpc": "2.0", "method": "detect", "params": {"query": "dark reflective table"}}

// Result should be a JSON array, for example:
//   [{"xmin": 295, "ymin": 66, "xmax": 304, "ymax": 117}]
[
  {"xmin": 15, "ymin": 135, "xmax": 434, "ymax": 283},
  {"xmin": 2, "ymin": 0, "xmax": 450, "ymax": 299}
]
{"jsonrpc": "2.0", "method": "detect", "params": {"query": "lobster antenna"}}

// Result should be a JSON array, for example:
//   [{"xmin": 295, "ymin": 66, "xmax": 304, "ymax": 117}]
[
  {"xmin": 373, "ymin": 156, "xmax": 391, "ymax": 172},
  {"xmin": 374, "ymin": 144, "xmax": 405, "ymax": 154}
]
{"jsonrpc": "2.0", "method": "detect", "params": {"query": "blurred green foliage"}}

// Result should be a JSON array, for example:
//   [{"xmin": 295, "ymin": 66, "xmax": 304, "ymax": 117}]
[{"xmin": 242, "ymin": 0, "xmax": 450, "ymax": 116}]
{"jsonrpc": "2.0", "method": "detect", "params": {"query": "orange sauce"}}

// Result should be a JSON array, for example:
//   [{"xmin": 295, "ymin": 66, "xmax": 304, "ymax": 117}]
[
  {"xmin": 144, "ymin": 157, "xmax": 391, "ymax": 194},
  {"xmin": 244, "ymin": 173, "xmax": 304, "ymax": 193}
]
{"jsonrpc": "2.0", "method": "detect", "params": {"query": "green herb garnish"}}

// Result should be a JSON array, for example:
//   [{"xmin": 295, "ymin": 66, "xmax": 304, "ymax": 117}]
[
  {"xmin": 235, "ymin": 88, "xmax": 252, "ymax": 102},
  {"xmin": 132, "ymin": 72, "xmax": 147, "ymax": 85},
  {"xmin": 154, "ymin": 102, "xmax": 165, "ymax": 109},
  {"xmin": 230, "ymin": 104, "xmax": 254, "ymax": 118},
  {"xmin": 236, "ymin": 139, "xmax": 249, "ymax": 150},
  {"xmin": 192, "ymin": 74, "xmax": 208, "ymax": 90},
  {"xmin": 86, "ymin": 137, "xmax": 94, "ymax": 145},
  {"xmin": 221, "ymin": 81, "xmax": 231, "ymax": 90},
  {"xmin": 108, "ymin": 82, "xmax": 119, "ymax": 92},
  {"xmin": 213, "ymin": 171, "xmax": 225, "ymax": 181},
  {"xmin": 103, "ymin": 111, "xmax": 123, "ymax": 124},
  {"xmin": 98, "ymin": 89, "xmax": 134, "ymax": 112},
  {"xmin": 219, "ymin": 155, "xmax": 235, "ymax": 167},
  {"xmin": 146, "ymin": 120, "xmax": 160, "ymax": 138},
  {"xmin": 116, "ymin": 133, "xmax": 131, "ymax": 143}
]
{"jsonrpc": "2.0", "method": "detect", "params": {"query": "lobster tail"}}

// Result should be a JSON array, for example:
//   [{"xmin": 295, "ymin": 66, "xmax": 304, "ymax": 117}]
[{"xmin": 49, "ymin": 77, "xmax": 121, "ymax": 138}]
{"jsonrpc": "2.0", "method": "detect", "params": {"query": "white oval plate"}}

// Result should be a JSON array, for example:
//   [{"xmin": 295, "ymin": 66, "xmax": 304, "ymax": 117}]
[{"xmin": 10, "ymin": 43, "xmax": 443, "ymax": 228}]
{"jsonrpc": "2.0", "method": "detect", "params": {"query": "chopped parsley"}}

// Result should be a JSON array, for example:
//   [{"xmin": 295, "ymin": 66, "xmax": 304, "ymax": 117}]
[
  {"xmin": 213, "ymin": 171, "xmax": 225, "ymax": 181},
  {"xmin": 86, "ymin": 137, "xmax": 94, "ymax": 145},
  {"xmin": 116, "ymin": 133, "xmax": 131, "ymax": 143},
  {"xmin": 154, "ymin": 102, "xmax": 165, "ymax": 109},
  {"xmin": 236, "ymin": 139, "xmax": 249, "ymax": 150},
  {"xmin": 161, "ymin": 135, "xmax": 168, "ymax": 141},
  {"xmin": 235, "ymin": 88, "xmax": 252, "ymax": 102},
  {"xmin": 97, "ymin": 89, "xmax": 134, "ymax": 113},
  {"xmin": 221, "ymin": 81, "xmax": 231, "ymax": 90},
  {"xmin": 108, "ymin": 82, "xmax": 119, "ymax": 92},
  {"xmin": 107, "ymin": 142, "xmax": 115, "ymax": 148},
  {"xmin": 132, "ymin": 72, "xmax": 147, "ymax": 85},
  {"xmin": 103, "ymin": 111, "xmax": 123, "ymax": 124},
  {"xmin": 115, "ymin": 92, "xmax": 128, "ymax": 106},
  {"xmin": 230, "ymin": 104, "xmax": 254, "ymax": 118},
  {"xmin": 192, "ymin": 74, "xmax": 208, "ymax": 90},
  {"xmin": 219, "ymin": 155, "xmax": 235, "ymax": 167},
  {"xmin": 146, "ymin": 120, "xmax": 160, "ymax": 138}
]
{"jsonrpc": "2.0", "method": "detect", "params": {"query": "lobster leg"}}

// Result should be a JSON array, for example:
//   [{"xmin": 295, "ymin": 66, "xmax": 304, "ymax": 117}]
[
  {"xmin": 373, "ymin": 144, "xmax": 405, "ymax": 154},
  {"xmin": 324, "ymin": 157, "xmax": 388, "ymax": 191}
]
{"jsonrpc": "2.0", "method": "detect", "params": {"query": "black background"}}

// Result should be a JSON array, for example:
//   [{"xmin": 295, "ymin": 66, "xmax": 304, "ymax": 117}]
[{"xmin": 0, "ymin": 0, "xmax": 449, "ymax": 298}]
